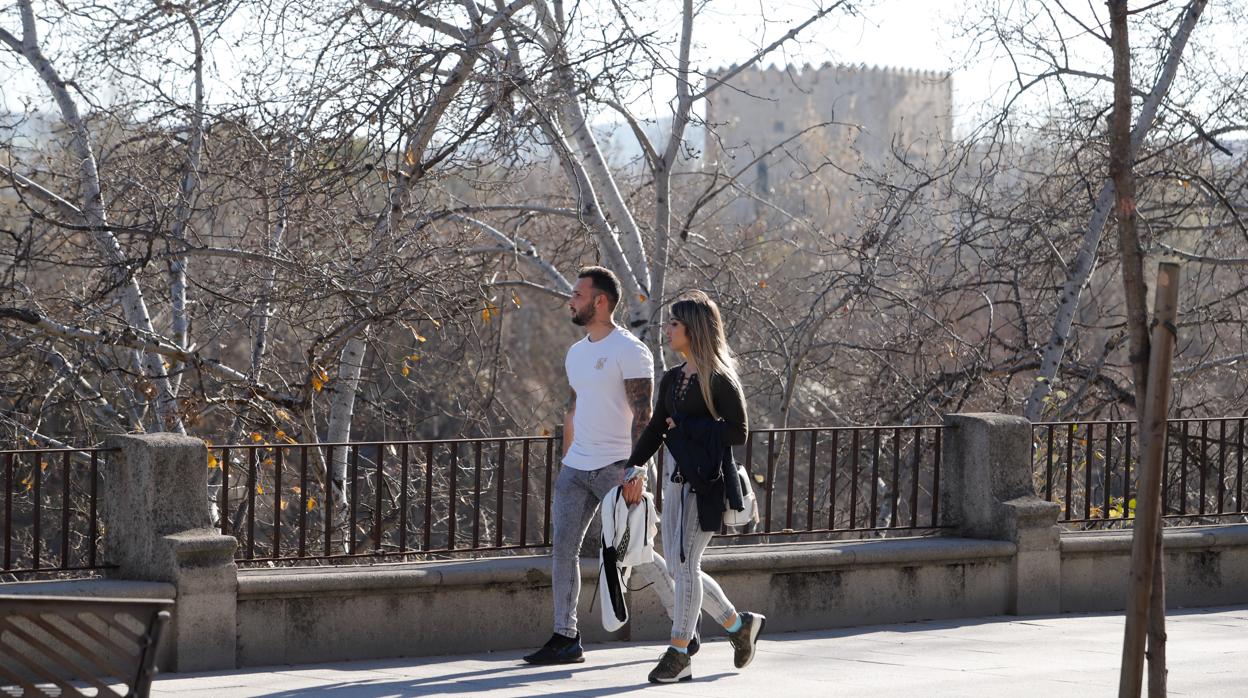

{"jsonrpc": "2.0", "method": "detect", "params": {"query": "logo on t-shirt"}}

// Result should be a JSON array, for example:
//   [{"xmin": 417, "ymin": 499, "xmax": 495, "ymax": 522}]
[{"xmin": 595, "ymin": 357, "xmax": 607, "ymax": 370}]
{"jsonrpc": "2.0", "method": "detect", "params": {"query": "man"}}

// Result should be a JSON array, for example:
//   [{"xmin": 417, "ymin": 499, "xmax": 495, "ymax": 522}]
[{"xmin": 524, "ymin": 266, "xmax": 699, "ymax": 665}]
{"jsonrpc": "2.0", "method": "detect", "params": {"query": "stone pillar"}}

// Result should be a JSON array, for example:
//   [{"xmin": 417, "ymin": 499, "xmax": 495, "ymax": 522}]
[
  {"xmin": 940, "ymin": 413, "xmax": 1061, "ymax": 615},
  {"xmin": 103, "ymin": 434, "xmax": 238, "ymax": 671}
]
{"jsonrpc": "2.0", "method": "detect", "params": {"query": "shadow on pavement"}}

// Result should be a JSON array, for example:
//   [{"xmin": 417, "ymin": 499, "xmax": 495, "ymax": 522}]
[
  {"xmin": 757, "ymin": 610, "xmax": 1133, "ymax": 644},
  {"xmin": 254, "ymin": 658, "xmax": 733, "ymax": 697}
]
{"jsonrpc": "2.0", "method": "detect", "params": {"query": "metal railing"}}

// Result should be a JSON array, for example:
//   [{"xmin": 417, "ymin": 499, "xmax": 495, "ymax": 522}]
[
  {"xmin": 213, "ymin": 436, "xmax": 562, "ymax": 565},
  {"xmin": 11, "ymin": 416, "xmax": 1245, "ymax": 577},
  {"xmin": 212, "ymin": 425, "xmax": 947, "ymax": 567},
  {"xmin": 1033, "ymin": 417, "xmax": 1248, "ymax": 527},
  {"xmin": 706, "ymin": 425, "xmax": 945, "ymax": 542},
  {"xmin": 0, "ymin": 447, "xmax": 112, "ymax": 578}
]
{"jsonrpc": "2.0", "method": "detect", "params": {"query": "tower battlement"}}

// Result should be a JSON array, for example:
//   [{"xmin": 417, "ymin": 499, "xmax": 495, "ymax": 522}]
[
  {"xmin": 707, "ymin": 62, "xmax": 951, "ymax": 94},
  {"xmin": 703, "ymin": 62, "xmax": 952, "ymax": 146}
]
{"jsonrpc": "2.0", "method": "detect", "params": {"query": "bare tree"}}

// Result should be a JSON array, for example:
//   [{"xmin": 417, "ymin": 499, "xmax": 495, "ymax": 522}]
[{"xmin": 2, "ymin": 0, "xmax": 183, "ymax": 432}]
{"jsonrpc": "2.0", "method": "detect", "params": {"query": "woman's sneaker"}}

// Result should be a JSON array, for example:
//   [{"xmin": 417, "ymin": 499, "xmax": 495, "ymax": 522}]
[
  {"xmin": 727, "ymin": 612, "xmax": 766, "ymax": 668},
  {"xmin": 647, "ymin": 647, "xmax": 692, "ymax": 683}
]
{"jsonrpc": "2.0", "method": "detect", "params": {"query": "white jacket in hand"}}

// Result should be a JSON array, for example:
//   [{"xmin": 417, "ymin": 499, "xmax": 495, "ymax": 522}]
[{"xmin": 598, "ymin": 486, "xmax": 658, "ymax": 632}]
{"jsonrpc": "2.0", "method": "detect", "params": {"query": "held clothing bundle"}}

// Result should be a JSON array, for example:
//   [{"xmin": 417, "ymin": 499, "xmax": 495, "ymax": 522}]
[{"xmin": 598, "ymin": 485, "xmax": 659, "ymax": 632}]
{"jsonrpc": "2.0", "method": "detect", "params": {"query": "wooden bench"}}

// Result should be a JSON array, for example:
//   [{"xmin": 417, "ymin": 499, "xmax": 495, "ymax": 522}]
[{"xmin": 0, "ymin": 595, "xmax": 173, "ymax": 698}]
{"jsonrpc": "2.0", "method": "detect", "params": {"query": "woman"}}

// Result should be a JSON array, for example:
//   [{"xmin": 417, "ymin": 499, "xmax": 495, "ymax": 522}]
[{"xmin": 626, "ymin": 290, "xmax": 766, "ymax": 684}]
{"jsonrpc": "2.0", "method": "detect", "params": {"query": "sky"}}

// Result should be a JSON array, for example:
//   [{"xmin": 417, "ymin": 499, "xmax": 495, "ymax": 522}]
[
  {"xmin": 0, "ymin": 1, "xmax": 997, "ymax": 123},
  {"xmin": 4, "ymin": 0, "xmax": 1242, "ymax": 138},
  {"xmin": 642, "ymin": 0, "xmax": 1004, "ymax": 131},
  {"xmin": 695, "ymin": 1, "xmax": 971, "ymax": 84}
]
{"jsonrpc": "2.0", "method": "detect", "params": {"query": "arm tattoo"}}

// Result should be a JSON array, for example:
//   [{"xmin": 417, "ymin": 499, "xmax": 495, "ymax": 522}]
[{"xmin": 623, "ymin": 378, "xmax": 653, "ymax": 446}]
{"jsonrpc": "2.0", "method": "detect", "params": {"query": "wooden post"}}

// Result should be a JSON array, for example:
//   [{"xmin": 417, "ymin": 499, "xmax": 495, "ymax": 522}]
[{"xmin": 1118, "ymin": 262, "xmax": 1181, "ymax": 697}]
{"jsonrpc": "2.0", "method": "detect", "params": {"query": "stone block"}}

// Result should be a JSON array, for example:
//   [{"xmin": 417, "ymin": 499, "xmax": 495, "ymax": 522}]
[
  {"xmin": 941, "ymin": 413, "xmax": 1061, "ymax": 614},
  {"xmin": 102, "ymin": 433, "xmax": 238, "ymax": 671},
  {"xmin": 103, "ymin": 434, "xmax": 213, "ymax": 578},
  {"xmin": 941, "ymin": 414, "xmax": 1035, "ymax": 536},
  {"xmin": 159, "ymin": 530, "xmax": 238, "ymax": 671}
]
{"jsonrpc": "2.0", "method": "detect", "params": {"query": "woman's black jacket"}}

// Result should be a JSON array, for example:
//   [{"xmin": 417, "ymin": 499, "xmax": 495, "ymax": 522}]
[
  {"xmin": 626, "ymin": 364, "xmax": 749, "ymax": 532},
  {"xmin": 664, "ymin": 415, "xmax": 745, "ymax": 532}
]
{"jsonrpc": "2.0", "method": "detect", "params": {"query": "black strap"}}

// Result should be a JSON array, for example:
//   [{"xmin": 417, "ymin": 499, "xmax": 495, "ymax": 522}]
[
  {"xmin": 590, "ymin": 560, "xmax": 601, "ymax": 609},
  {"xmin": 601, "ymin": 541, "xmax": 627, "ymax": 622}
]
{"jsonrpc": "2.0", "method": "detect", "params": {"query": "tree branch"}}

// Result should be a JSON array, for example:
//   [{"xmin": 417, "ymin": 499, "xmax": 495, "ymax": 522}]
[
  {"xmin": 693, "ymin": 0, "xmax": 854, "ymax": 101},
  {"xmin": 0, "ymin": 307, "xmax": 300, "ymax": 407},
  {"xmin": 1157, "ymin": 243, "xmax": 1248, "ymax": 266}
]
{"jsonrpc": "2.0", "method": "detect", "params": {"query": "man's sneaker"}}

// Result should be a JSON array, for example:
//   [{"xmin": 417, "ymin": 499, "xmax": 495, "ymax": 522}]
[
  {"xmin": 688, "ymin": 631, "xmax": 701, "ymax": 656},
  {"xmin": 523, "ymin": 632, "xmax": 584, "ymax": 665},
  {"xmin": 647, "ymin": 647, "xmax": 692, "ymax": 683},
  {"xmin": 727, "ymin": 612, "xmax": 766, "ymax": 669}
]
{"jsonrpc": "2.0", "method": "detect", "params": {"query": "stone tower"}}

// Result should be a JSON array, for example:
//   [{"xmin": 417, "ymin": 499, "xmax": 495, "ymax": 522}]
[{"xmin": 704, "ymin": 63, "xmax": 952, "ymax": 223}]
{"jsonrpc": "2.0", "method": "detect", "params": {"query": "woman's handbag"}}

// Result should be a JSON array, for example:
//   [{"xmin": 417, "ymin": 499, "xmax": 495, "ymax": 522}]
[{"xmin": 722, "ymin": 464, "xmax": 758, "ymax": 529}]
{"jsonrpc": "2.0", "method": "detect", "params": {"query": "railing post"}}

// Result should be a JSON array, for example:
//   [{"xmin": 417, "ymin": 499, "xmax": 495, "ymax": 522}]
[
  {"xmin": 103, "ymin": 433, "xmax": 238, "ymax": 671},
  {"xmin": 941, "ymin": 413, "xmax": 1061, "ymax": 615}
]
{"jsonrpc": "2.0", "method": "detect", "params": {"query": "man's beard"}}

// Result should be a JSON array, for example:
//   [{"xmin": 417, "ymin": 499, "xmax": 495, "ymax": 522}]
[{"xmin": 571, "ymin": 306, "xmax": 593, "ymax": 326}]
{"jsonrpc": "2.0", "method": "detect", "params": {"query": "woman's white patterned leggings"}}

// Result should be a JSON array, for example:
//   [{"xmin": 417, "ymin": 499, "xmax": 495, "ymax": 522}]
[{"xmin": 657, "ymin": 473, "xmax": 737, "ymax": 641}]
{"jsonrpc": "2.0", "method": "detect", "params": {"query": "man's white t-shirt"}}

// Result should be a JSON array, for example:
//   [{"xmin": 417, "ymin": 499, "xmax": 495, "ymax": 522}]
[{"xmin": 563, "ymin": 327, "xmax": 654, "ymax": 470}]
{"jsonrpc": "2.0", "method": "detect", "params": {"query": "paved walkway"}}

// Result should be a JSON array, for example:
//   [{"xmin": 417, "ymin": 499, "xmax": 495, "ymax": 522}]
[{"xmin": 152, "ymin": 606, "xmax": 1247, "ymax": 697}]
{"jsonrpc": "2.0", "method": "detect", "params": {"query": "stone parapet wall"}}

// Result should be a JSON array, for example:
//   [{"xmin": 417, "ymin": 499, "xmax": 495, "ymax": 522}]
[
  {"xmin": 5, "ymin": 526, "xmax": 1247, "ymax": 669},
  {"xmin": 1061, "ymin": 525, "xmax": 1248, "ymax": 612},
  {"xmin": 223, "ymin": 524, "xmax": 1248, "ymax": 665},
  {"xmin": 232, "ymin": 537, "xmax": 1015, "ymax": 666}
]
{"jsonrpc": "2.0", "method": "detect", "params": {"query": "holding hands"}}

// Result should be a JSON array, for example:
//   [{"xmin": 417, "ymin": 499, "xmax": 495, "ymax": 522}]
[
  {"xmin": 622, "ymin": 419, "xmax": 678, "ymax": 505},
  {"xmin": 622, "ymin": 474, "xmax": 645, "ymax": 506}
]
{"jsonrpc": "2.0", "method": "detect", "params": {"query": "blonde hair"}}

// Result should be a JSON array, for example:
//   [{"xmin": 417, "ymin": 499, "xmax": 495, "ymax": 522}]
[{"xmin": 670, "ymin": 291, "xmax": 741, "ymax": 420}]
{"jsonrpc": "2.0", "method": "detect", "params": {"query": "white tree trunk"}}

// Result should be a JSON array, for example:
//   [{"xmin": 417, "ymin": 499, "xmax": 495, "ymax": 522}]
[
  {"xmin": 325, "ymin": 0, "xmax": 527, "ymax": 484},
  {"xmin": 532, "ymin": 0, "xmax": 651, "ymax": 301},
  {"xmin": 556, "ymin": 100, "xmax": 651, "ymax": 294},
  {"xmin": 640, "ymin": 0, "xmax": 696, "ymax": 359},
  {"xmin": 326, "ymin": 337, "xmax": 367, "ymax": 482},
  {"xmin": 167, "ymin": 12, "xmax": 206, "ymax": 397},
  {"xmin": 1022, "ymin": 0, "xmax": 1206, "ymax": 420},
  {"xmin": 1023, "ymin": 183, "xmax": 1116, "ymax": 421},
  {"xmin": 533, "ymin": 109, "xmax": 648, "ymax": 306},
  {"xmin": 1, "ymin": 2, "xmax": 182, "ymax": 432}
]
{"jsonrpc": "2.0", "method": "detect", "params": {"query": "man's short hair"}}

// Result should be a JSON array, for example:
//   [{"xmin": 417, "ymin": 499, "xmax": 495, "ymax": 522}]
[{"xmin": 577, "ymin": 266, "xmax": 621, "ymax": 311}]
